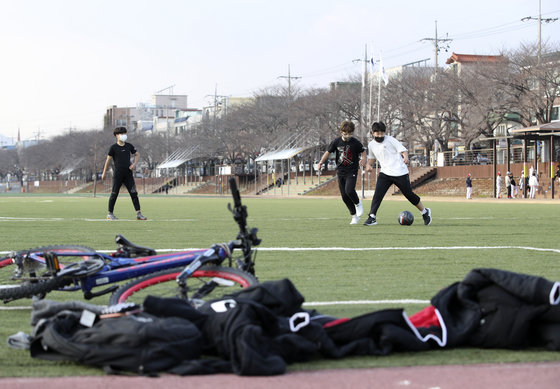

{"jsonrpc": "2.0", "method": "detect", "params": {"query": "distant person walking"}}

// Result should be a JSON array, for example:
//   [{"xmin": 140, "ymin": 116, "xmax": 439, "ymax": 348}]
[
  {"xmin": 505, "ymin": 171, "xmax": 512, "ymax": 199},
  {"xmin": 101, "ymin": 127, "xmax": 147, "ymax": 220},
  {"xmin": 529, "ymin": 172, "xmax": 539, "ymax": 199},
  {"xmin": 316, "ymin": 121, "xmax": 366, "ymax": 224},
  {"xmin": 363, "ymin": 122, "xmax": 432, "ymax": 226},
  {"xmin": 510, "ymin": 172, "xmax": 518, "ymax": 198},
  {"xmin": 496, "ymin": 171, "xmax": 502, "ymax": 199},
  {"xmin": 519, "ymin": 170, "xmax": 525, "ymax": 198},
  {"xmin": 466, "ymin": 173, "xmax": 472, "ymax": 199}
]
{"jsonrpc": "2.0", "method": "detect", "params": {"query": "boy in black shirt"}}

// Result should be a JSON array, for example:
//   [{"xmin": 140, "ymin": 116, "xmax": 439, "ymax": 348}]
[
  {"xmin": 317, "ymin": 121, "xmax": 366, "ymax": 224},
  {"xmin": 101, "ymin": 127, "xmax": 147, "ymax": 220}
]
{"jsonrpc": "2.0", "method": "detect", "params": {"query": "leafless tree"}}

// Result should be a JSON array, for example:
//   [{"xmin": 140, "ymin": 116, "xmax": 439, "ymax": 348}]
[
  {"xmin": 0, "ymin": 148, "xmax": 19, "ymax": 178},
  {"xmin": 381, "ymin": 67, "xmax": 439, "ymax": 154},
  {"xmin": 3, "ymin": 41, "xmax": 558, "ymax": 178},
  {"xmin": 500, "ymin": 43, "xmax": 560, "ymax": 125}
]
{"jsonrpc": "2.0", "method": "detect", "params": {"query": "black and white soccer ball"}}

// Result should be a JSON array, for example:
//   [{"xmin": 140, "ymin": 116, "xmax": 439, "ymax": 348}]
[{"xmin": 398, "ymin": 211, "xmax": 414, "ymax": 225}]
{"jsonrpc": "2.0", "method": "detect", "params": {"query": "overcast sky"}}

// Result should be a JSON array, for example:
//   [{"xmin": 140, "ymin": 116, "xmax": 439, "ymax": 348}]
[{"xmin": 1, "ymin": 0, "xmax": 559, "ymax": 141}]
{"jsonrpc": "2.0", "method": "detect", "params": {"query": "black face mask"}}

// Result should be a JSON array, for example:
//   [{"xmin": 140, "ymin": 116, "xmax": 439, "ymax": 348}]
[{"xmin": 374, "ymin": 136, "xmax": 385, "ymax": 143}]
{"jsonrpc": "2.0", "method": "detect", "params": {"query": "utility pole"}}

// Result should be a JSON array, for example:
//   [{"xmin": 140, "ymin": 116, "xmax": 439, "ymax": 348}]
[
  {"xmin": 352, "ymin": 44, "xmax": 370, "ymax": 199},
  {"xmin": 278, "ymin": 64, "xmax": 301, "ymax": 101},
  {"xmin": 206, "ymin": 84, "xmax": 228, "ymax": 121},
  {"xmin": 352, "ymin": 44, "xmax": 370, "ymax": 141},
  {"xmin": 522, "ymin": 0, "xmax": 558, "ymax": 65},
  {"xmin": 361, "ymin": 44, "xmax": 368, "ymax": 140},
  {"xmin": 421, "ymin": 20, "xmax": 452, "ymax": 76}
]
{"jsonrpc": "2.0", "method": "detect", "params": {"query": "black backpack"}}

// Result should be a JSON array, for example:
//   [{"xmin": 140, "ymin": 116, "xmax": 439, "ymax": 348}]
[{"xmin": 30, "ymin": 310, "xmax": 202, "ymax": 375}]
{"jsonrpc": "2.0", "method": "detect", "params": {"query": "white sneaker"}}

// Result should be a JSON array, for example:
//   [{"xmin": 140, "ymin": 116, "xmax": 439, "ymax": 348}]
[
  {"xmin": 350, "ymin": 215, "xmax": 360, "ymax": 225},
  {"xmin": 355, "ymin": 201, "xmax": 363, "ymax": 217}
]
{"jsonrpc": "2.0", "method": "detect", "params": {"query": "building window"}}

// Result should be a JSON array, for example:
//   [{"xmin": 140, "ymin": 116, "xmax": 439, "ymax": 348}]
[
  {"xmin": 495, "ymin": 124, "xmax": 508, "ymax": 137},
  {"xmin": 552, "ymin": 106, "xmax": 559, "ymax": 122}
]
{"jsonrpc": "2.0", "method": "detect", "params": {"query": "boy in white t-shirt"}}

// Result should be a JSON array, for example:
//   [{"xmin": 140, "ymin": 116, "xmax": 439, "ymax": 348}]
[{"xmin": 363, "ymin": 122, "xmax": 431, "ymax": 226}]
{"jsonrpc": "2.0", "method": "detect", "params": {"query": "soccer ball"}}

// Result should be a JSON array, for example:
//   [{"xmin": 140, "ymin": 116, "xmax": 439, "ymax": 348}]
[{"xmin": 398, "ymin": 211, "xmax": 414, "ymax": 225}]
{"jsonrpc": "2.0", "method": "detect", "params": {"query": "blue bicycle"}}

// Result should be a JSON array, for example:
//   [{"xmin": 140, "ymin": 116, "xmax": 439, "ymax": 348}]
[{"xmin": 0, "ymin": 178, "xmax": 260, "ymax": 307}]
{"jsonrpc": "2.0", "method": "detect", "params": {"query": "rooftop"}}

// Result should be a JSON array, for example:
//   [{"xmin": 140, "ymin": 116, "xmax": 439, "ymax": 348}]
[{"xmin": 446, "ymin": 52, "xmax": 506, "ymax": 65}]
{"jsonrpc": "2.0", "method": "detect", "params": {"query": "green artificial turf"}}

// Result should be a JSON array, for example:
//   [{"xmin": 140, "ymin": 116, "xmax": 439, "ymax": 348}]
[{"xmin": 0, "ymin": 194, "xmax": 559, "ymax": 376}]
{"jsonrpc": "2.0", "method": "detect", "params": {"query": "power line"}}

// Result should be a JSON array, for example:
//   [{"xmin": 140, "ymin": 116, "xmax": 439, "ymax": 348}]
[
  {"xmin": 300, "ymin": 61, "xmax": 356, "ymax": 79},
  {"xmin": 383, "ymin": 10, "xmax": 559, "ymax": 64},
  {"xmin": 450, "ymin": 21, "xmax": 536, "ymax": 40}
]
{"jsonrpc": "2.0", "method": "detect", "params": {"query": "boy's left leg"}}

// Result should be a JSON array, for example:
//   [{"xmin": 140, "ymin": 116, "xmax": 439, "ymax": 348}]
[
  {"xmin": 344, "ymin": 173, "xmax": 362, "ymax": 217},
  {"xmin": 338, "ymin": 175, "xmax": 356, "ymax": 215},
  {"xmin": 123, "ymin": 174, "xmax": 146, "ymax": 220},
  {"xmin": 394, "ymin": 174, "xmax": 431, "ymax": 225}
]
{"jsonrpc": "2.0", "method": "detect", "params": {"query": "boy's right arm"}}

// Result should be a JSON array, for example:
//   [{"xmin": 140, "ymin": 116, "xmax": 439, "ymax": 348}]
[
  {"xmin": 316, "ymin": 151, "xmax": 330, "ymax": 169},
  {"xmin": 101, "ymin": 156, "xmax": 112, "ymax": 180}
]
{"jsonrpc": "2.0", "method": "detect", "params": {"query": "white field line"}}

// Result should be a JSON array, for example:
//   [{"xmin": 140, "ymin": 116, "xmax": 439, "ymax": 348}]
[
  {"xmin": 3, "ymin": 245, "xmax": 559, "ymax": 255},
  {"xmin": 302, "ymin": 299, "xmax": 430, "ymax": 307},
  {"xmin": 0, "ymin": 217, "xmax": 197, "ymax": 222},
  {"xmin": 256, "ymin": 246, "xmax": 560, "ymax": 254},
  {"xmin": 1, "ymin": 299, "xmax": 432, "ymax": 311},
  {"xmin": 91, "ymin": 246, "xmax": 560, "ymax": 254}
]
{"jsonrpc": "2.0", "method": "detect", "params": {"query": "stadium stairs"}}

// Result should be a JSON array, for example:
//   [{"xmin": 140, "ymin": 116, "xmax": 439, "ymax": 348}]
[
  {"xmin": 255, "ymin": 171, "xmax": 336, "ymax": 196},
  {"xmin": 392, "ymin": 167, "xmax": 437, "ymax": 195},
  {"xmin": 17, "ymin": 172, "xmax": 558, "ymax": 199}
]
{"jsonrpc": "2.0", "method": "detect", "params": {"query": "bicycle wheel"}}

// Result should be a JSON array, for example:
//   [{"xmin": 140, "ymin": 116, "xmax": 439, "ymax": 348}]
[
  {"xmin": 109, "ymin": 265, "xmax": 258, "ymax": 306},
  {"xmin": 0, "ymin": 245, "xmax": 94, "ymax": 303}
]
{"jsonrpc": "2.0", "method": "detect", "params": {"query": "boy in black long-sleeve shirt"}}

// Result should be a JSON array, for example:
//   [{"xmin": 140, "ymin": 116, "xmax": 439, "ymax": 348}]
[{"xmin": 101, "ymin": 127, "xmax": 147, "ymax": 220}]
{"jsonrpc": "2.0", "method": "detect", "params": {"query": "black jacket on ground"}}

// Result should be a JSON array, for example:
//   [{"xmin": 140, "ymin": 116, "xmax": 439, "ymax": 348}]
[
  {"xmin": 425, "ymin": 268, "xmax": 560, "ymax": 349},
  {"xmin": 26, "ymin": 269, "xmax": 560, "ymax": 376}
]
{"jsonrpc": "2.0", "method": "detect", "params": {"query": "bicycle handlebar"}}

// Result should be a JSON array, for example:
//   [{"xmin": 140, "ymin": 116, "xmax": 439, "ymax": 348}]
[
  {"xmin": 177, "ymin": 178, "xmax": 261, "ymax": 284},
  {"xmin": 227, "ymin": 177, "xmax": 261, "ymax": 251},
  {"xmin": 229, "ymin": 177, "xmax": 242, "ymax": 209},
  {"xmin": 228, "ymin": 178, "xmax": 246, "ymax": 230}
]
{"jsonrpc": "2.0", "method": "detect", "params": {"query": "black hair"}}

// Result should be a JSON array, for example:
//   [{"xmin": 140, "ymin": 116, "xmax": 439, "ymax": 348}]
[
  {"xmin": 371, "ymin": 122, "xmax": 386, "ymax": 132},
  {"xmin": 113, "ymin": 126, "xmax": 127, "ymax": 136}
]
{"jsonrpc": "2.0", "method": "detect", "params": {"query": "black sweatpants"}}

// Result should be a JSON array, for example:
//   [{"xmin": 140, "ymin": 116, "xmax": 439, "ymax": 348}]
[
  {"xmin": 337, "ymin": 173, "xmax": 360, "ymax": 215},
  {"xmin": 368, "ymin": 172, "xmax": 420, "ymax": 216},
  {"xmin": 108, "ymin": 170, "xmax": 140, "ymax": 213}
]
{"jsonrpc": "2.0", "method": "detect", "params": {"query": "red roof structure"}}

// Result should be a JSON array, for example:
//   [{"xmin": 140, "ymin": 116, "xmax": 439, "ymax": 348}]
[{"xmin": 446, "ymin": 52, "xmax": 506, "ymax": 65}]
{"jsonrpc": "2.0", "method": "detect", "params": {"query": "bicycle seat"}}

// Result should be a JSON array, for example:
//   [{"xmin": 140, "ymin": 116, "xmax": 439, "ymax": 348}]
[{"xmin": 115, "ymin": 234, "xmax": 157, "ymax": 257}]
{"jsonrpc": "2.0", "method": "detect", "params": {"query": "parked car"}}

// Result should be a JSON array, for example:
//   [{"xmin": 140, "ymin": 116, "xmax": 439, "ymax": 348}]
[
  {"xmin": 409, "ymin": 155, "xmax": 422, "ymax": 167},
  {"xmin": 327, "ymin": 159, "xmax": 337, "ymax": 170},
  {"xmin": 313, "ymin": 160, "xmax": 325, "ymax": 172},
  {"xmin": 290, "ymin": 161, "xmax": 297, "ymax": 172},
  {"xmin": 299, "ymin": 162, "xmax": 310, "ymax": 172},
  {"xmin": 452, "ymin": 153, "xmax": 466, "ymax": 166},
  {"xmin": 474, "ymin": 153, "xmax": 489, "ymax": 165}
]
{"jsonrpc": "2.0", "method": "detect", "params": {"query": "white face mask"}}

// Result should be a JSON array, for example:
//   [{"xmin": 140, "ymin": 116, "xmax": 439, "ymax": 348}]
[{"xmin": 119, "ymin": 134, "xmax": 127, "ymax": 142}]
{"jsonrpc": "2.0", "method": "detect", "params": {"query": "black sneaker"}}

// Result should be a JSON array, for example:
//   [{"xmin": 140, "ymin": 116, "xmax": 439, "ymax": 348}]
[
  {"xmin": 422, "ymin": 208, "xmax": 432, "ymax": 225},
  {"xmin": 363, "ymin": 215, "xmax": 377, "ymax": 226}
]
